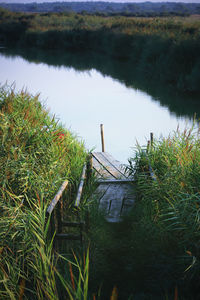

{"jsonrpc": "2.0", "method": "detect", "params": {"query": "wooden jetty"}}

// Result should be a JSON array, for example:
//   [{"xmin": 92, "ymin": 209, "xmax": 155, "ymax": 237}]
[
  {"xmin": 46, "ymin": 124, "xmax": 138, "ymax": 244},
  {"xmin": 91, "ymin": 151, "xmax": 135, "ymax": 223}
]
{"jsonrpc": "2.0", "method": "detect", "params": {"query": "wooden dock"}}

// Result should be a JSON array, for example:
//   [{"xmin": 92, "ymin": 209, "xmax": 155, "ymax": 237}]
[
  {"xmin": 91, "ymin": 152, "xmax": 135, "ymax": 223},
  {"xmin": 46, "ymin": 126, "xmax": 154, "ymax": 243}
]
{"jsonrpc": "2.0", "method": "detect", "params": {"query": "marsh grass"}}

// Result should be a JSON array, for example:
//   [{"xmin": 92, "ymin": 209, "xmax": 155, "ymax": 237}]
[
  {"xmin": 125, "ymin": 125, "xmax": 200, "ymax": 299},
  {"xmin": 0, "ymin": 85, "xmax": 88, "ymax": 299},
  {"xmin": 1, "ymin": 10, "xmax": 200, "ymax": 93},
  {"xmin": 86, "ymin": 125, "xmax": 200, "ymax": 299}
]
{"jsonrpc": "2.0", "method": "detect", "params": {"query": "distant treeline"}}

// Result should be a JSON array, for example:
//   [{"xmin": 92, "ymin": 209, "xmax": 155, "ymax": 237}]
[
  {"xmin": 1, "ymin": 1, "xmax": 200, "ymax": 17},
  {"xmin": 0, "ymin": 8, "xmax": 200, "ymax": 94}
]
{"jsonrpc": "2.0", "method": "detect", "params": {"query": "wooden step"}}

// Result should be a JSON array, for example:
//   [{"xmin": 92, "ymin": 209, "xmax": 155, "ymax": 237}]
[
  {"xmin": 55, "ymin": 233, "xmax": 82, "ymax": 240},
  {"xmin": 62, "ymin": 221, "xmax": 85, "ymax": 227},
  {"xmin": 97, "ymin": 179, "xmax": 135, "ymax": 184}
]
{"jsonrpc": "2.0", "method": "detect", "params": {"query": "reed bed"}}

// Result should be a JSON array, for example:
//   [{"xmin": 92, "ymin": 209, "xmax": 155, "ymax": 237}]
[
  {"xmin": 1, "ymin": 9, "xmax": 200, "ymax": 93},
  {"xmin": 0, "ymin": 85, "xmax": 88, "ymax": 299},
  {"xmin": 126, "ymin": 125, "xmax": 200, "ymax": 299}
]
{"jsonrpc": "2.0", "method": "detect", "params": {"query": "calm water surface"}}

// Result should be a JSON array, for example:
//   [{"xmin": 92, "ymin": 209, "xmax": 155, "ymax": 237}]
[{"xmin": 0, "ymin": 51, "xmax": 192, "ymax": 163}]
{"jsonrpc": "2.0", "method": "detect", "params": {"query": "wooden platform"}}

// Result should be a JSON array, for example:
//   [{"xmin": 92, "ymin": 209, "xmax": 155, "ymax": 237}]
[{"xmin": 91, "ymin": 152, "xmax": 135, "ymax": 222}]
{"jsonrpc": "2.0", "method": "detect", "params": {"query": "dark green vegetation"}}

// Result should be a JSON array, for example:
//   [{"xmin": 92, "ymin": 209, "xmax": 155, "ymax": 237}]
[
  {"xmin": 127, "ymin": 127, "xmax": 200, "ymax": 299},
  {"xmin": 1, "ymin": 88, "xmax": 200, "ymax": 299},
  {"xmin": 0, "ymin": 8, "xmax": 200, "ymax": 94},
  {"xmin": 0, "ymin": 85, "xmax": 89, "ymax": 299},
  {"xmin": 88, "ymin": 127, "xmax": 200, "ymax": 300},
  {"xmin": 1, "ymin": 1, "xmax": 200, "ymax": 17},
  {"xmin": 1, "ymin": 6, "xmax": 200, "ymax": 299}
]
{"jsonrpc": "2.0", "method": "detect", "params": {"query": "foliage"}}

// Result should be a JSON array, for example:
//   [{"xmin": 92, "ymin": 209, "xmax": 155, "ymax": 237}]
[
  {"xmin": 0, "ymin": 85, "xmax": 87, "ymax": 299},
  {"xmin": 0, "ymin": 10, "xmax": 200, "ymax": 94},
  {"xmin": 125, "ymin": 125, "xmax": 200, "ymax": 299},
  {"xmin": 1, "ymin": 1, "xmax": 200, "ymax": 17}
]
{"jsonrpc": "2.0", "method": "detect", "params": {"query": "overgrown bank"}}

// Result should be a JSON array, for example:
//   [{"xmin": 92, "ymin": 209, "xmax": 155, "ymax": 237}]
[
  {"xmin": 1, "ymin": 84, "xmax": 200, "ymax": 299},
  {"xmin": 0, "ymin": 9, "xmax": 200, "ymax": 94},
  {"xmin": 124, "ymin": 127, "xmax": 200, "ymax": 299},
  {"xmin": 0, "ymin": 86, "xmax": 87, "ymax": 299}
]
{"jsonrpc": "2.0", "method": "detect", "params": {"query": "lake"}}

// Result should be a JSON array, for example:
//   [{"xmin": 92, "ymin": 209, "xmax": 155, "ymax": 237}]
[{"xmin": 0, "ymin": 48, "xmax": 198, "ymax": 163}]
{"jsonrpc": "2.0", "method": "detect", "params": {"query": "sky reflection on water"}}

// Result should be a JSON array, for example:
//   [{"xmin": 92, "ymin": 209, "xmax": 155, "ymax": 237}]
[{"xmin": 0, "ymin": 53, "xmax": 190, "ymax": 163}]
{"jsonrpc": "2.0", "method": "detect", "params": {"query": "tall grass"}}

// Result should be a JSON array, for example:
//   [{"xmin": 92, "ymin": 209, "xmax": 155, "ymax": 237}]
[
  {"xmin": 126, "ymin": 125, "xmax": 200, "ymax": 299},
  {"xmin": 0, "ymin": 10, "xmax": 200, "ymax": 93},
  {"xmin": 0, "ymin": 85, "xmax": 88, "ymax": 299}
]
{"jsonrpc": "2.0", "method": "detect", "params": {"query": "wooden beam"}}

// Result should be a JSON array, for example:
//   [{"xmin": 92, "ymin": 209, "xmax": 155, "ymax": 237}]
[
  {"xmin": 97, "ymin": 179, "xmax": 135, "ymax": 184},
  {"xmin": 93, "ymin": 152, "xmax": 127, "ymax": 179},
  {"xmin": 74, "ymin": 163, "xmax": 87, "ymax": 207},
  {"xmin": 86, "ymin": 153, "xmax": 93, "ymax": 180},
  {"xmin": 55, "ymin": 233, "xmax": 82, "ymax": 240},
  {"xmin": 100, "ymin": 124, "xmax": 105, "ymax": 152},
  {"xmin": 92, "ymin": 152, "xmax": 118, "ymax": 179},
  {"xmin": 62, "ymin": 221, "xmax": 85, "ymax": 227},
  {"xmin": 150, "ymin": 132, "xmax": 154, "ymax": 146},
  {"xmin": 47, "ymin": 180, "xmax": 68, "ymax": 214}
]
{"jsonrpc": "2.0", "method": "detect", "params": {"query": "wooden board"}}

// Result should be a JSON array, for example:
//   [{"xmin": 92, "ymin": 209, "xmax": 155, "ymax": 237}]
[
  {"xmin": 91, "ymin": 182, "xmax": 135, "ymax": 223},
  {"xmin": 106, "ymin": 183, "xmax": 135, "ymax": 222},
  {"xmin": 92, "ymin": 152, "xmax": 128, "ymax": 180},
  {"xmin": 99, "ymin": 152, "xmax": 129, "ymax": 178},
  {"xmin": 91, "ymin": 152, "xmax": 135, "ymax": 223}
]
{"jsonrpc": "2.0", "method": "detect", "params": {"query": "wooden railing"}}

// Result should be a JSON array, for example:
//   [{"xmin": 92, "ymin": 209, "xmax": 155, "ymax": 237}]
[
  {"xmin": 46, "ymin": 155, "xmax": 92, "ymax": 243},
  {"xmin": 146, "ymin": 132, "xmax": 157, "ymax": 182}
]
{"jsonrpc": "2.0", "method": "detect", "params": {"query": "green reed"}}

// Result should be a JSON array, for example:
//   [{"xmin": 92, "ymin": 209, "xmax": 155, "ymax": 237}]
[
  {"xmin": 0, "ymin": 85, "xmax": 89, "ymax": 299},
  {"xmin": 126, "ymin": 125, "xmax": 200, "ymax": 299}
]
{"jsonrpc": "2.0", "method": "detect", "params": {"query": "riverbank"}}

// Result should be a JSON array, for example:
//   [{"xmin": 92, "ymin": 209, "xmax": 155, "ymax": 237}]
[
  {"xmin": 88, "ymin": 126, "xmax": 200, "ymax": 299},
  {"xmin": 0, "ymin": 9, "xmax": 200, "ymax": 94},
  {"xmin": 1, "ymin": 85, "xmax": 200, "ymax": 299},
  {"xmin": 0, "ymin": 86, "xmax": 87, "ymax": 299},
  {"xmin": 125, "ymin": 126, "xmax": 200, "ymax": 299}
]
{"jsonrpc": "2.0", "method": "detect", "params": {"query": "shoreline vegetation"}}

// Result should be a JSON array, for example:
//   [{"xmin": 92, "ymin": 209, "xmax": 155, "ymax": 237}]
[
  {"xmin": 124, "ymin": 125, "xmax": 200, "ymax": 299},
  {"xmin": 0, "ymin": 85, "xmax": 88, "ymax": 299},
  {"xmin": 0, "ymin": 8, "xmax": 200, "ymax": 94},
  {"xmin": 1, "ymin": 1, "xmax": 200, "ymax": 17},
  {"xmin": 1, "ymin": 5, "xmax": 200, "ymax": 299},
  {"xmin": 1, "ymin": 86, "xmax": 200, "ymax": 299}
]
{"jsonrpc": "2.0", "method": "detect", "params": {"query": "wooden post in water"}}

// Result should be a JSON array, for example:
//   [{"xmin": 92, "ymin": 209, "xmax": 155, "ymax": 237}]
[
  {"xmin": 100, "ymin": 124, "xmax": 105, "ymax": 152},
  {"xmin": 150, "ymin": 132, "xmax": 154, "ymax": 147},
  {"xmin": 147, "ymin": 140, "xmax": 150, "ymax": 153}
]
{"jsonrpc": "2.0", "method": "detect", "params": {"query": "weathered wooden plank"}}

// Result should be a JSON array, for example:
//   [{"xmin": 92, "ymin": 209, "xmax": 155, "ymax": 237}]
[
  {"xmin": 120, "ymin": 185, "xmax": 135, "ymax": 216},
  {"xmin": 92, "ymin": 156, "xmax": 112, "ymax": 179},
  {"xmin": 92, "ymin": 165, "xmax": 107, "ymax": 179},
  {"xmin": 99, "ymin": 184, "xmax": 123, "ymax": 214},
  {"xmin": 62, "ymin": 221, "xmax": 85, "ymax": 227},
  {"xmin": 98, "ymin": 183, "xmax": 135, "ymax": 222},
  {"xmin": 90, "ymin": 151, "xmax": 135, "ymax": 223},
  {"xmin": 101, "ymin": 152, "xmax": 130, "ymax": 177},
  {"xmin": 74, "ymin": 163, "xmax": 86, "ymax": 207},
  {"xmin": 98, "ymin": 152, "xmax": 128, "ymax": 178},
  {"xmin": 55, "ymin": 234, "xmax": 82, "ymax": 240},
  {"xmin": 92, "ymin": 183, "xmax": 111, "ymax": 203},
  {"xmin": 98, "ymin": 179, "xmax": 135, "ymax": 184},
  {"xmin": 106, "ymin": 184, "xmax": 126, "ymax": 222},
  {"xmin": 92, "ymin": 152, "xmax": 121, "ymax": 179},
  {"xmin": 47, "ymin": 180, "xmax": 69, "ymax": 214},
  {"xmin": 100, "ymin": 124, "xmax": 105, "ymax": 152},
  {"xmin": 93, "ymin": 152, "xmax": 121, "ymax": 178}
]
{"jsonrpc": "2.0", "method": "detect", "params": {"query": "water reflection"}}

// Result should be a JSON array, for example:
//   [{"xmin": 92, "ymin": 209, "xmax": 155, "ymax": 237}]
[
  {"xmin": 2, "ymin": 47, "xmax": 200, "ymax": 118},
  {"xmin": 0, "ymin": 47, "xmax": 197, "ymax": 162}
]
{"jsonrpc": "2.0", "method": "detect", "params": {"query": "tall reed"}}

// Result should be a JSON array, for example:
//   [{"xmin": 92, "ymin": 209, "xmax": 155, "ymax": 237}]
[
  {"xmin": 126, "ymin": 125, "xmax": 200, "ymax": 298},
  {"xmin": 0, "ymin": 85, "xmax": 88, "ymax": 299}
]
